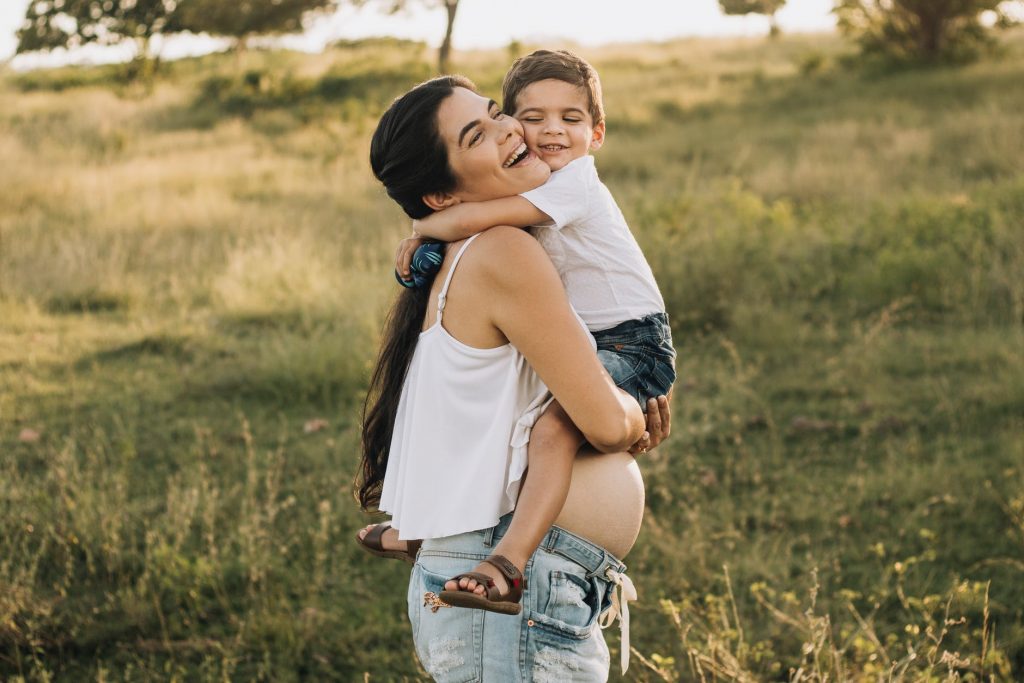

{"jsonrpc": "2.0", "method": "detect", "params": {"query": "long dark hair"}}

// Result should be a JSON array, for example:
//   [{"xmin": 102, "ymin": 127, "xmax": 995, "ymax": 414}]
[{"xmin": 358, "ymin": 75, "xmax": 476, "ymax": 511}]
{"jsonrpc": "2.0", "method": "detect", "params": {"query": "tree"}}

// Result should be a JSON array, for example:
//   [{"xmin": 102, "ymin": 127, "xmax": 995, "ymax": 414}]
[
  {"xmin": 169, "ymin": 0, "xmax": 339, "ymax": 52},
  {"xmin": 369, "ymin": 0, "xmax": 460, "ymax": 73},
  {"xmin": 719, "ymin": 0, "xmax": 787, "ymax": 37},
  {"xmin": 17, "ymin": 0, "xmax": 178, "ymax": 60},
  {"xmin": 835, "ymin": 0, "xmax": 1022, "ymax": 64},
  {"xmin": 436, "ymin": 0, "xmax": 458, "ymax": 73}
]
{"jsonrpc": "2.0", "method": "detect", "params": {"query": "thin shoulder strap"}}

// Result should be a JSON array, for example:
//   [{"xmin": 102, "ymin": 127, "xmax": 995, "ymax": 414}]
[{"xmin": 437, "ymin": 233, "xmax": 481, "ymax": 320}]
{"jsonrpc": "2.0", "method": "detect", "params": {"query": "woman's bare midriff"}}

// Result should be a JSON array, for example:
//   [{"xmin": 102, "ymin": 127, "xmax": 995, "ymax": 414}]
[
  {"xmin": 554, "ymin": 450, "xmax": 645, "ymax": 560},
  {"xmin": 430, "ymin": 236, "xmax": 646, "ymax": 560}
]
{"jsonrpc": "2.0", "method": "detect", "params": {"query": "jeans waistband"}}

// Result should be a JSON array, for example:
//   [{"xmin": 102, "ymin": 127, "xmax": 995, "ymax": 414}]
[
  {"xmin": 592, "ymin": 312, "xmax": 670, "ymax": 336},
  {"xmin": 481, "ymin": 514, "xmax": 627, "ymax": 580}
]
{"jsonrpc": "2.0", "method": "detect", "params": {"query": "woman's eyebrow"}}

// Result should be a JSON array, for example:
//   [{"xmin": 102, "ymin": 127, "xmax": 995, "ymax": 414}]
[{"xmin": 458, "ymin": 100, "xmax": 498, "ymax": 146}]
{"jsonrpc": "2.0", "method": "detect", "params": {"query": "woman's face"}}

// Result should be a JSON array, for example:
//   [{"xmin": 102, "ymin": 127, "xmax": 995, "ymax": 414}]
[{"xmin": 435, "ymin": 87, "xmax": 550, "ymax": 203}]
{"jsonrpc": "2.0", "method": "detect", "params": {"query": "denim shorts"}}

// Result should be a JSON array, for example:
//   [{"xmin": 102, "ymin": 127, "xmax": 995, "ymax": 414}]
[
  {"xmin": 407, "ymin": 514, "xmax": 628, "ymax": 682},
  {"xmin": 592, "ymin": 312, "xmax": 676, "ymax": 409}
]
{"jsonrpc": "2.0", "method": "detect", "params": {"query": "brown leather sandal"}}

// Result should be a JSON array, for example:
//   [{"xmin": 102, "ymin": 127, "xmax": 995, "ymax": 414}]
[
  {"xmin": 439, "ymin": 555, "xmax": 527, "ymax": 615},
  {"xmin": 355, "ymin": 523, "xmax": 421, "ymax": 565}
]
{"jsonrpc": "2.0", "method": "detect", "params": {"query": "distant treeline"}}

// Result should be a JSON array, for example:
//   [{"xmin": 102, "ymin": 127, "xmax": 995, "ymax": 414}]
[{"xmin": 15, "ymin": 0, "xmax": 463, "ymax": 74}]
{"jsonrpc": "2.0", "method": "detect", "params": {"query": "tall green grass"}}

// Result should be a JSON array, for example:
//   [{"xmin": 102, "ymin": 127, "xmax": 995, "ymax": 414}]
[{"xmin": 1, "ymin": 32, "xmax": 1023, "ymax": 680}]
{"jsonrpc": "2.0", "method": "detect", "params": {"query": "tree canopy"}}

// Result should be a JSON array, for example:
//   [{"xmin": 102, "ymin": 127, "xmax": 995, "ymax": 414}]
[
  {"xmin": 17, "ymin": 0, "xmax": 341, "ymax": 58},
  {"xmin": 719, "ymin": 0, "xmax": 787, "ymax": 35},
  {"xmin": 836, "ymin": 0, "xmax": 1022, "ymax": 63},
  {"xmin": 17, "ymin": 0, "xmax": 178, "ymax": 57},
  {"xmin": 169, "ymin": 0, "xmax": 339, "ymax": 50}
]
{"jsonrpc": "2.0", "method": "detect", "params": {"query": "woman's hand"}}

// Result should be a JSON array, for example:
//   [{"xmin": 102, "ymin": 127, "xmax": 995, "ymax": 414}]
[
  {"xmin": 394, "ymin": 230, "xmax": 425, "ymax": 282},
  {"xmin": 629, "ymin": 394, "xmax": 672, "ymax": 456}
]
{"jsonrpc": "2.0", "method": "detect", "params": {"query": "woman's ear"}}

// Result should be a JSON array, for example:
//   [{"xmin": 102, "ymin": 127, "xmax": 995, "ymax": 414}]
[
  {"xmin": 422, "ymin": 192, "xmax": 461, "ymax": 211},
  {"xmin": 589, "ymin": 121, "xmax": 606, "ymax": 152}
]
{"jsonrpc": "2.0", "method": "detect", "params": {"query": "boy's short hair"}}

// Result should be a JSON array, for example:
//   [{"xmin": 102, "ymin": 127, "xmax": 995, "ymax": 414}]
[{"xmin": 502, "ymin": 49, "xmax": 604, "ymax": 125}]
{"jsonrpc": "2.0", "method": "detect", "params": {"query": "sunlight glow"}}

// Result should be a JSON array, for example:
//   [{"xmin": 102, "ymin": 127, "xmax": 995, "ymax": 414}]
[{"xmin": 2, "ymin": 0, "xmax": 837, "ymax": 70}]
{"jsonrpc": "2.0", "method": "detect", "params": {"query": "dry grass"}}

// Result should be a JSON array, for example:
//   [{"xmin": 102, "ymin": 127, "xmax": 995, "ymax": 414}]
[{"xmin": 1, "ymin": 32, "xmax": 1023, "ymax": 680}]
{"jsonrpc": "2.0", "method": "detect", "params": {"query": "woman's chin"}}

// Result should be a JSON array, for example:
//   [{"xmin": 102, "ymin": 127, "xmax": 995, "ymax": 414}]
[{"xmin": 507, "ymin": 151, "xmax": 550, "ymax": 188}]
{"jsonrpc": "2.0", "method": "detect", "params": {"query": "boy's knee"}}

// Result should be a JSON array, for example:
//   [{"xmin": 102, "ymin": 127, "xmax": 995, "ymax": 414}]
[{"xmin": 532, "ymin": 402, "xmax": 580, "ymax": 446}]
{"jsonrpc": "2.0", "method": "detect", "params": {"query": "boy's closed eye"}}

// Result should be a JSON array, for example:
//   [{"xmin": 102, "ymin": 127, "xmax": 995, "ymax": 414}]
[{"xmin": 520, "ymin": 116, "xmax": 583, "ymax": 124}]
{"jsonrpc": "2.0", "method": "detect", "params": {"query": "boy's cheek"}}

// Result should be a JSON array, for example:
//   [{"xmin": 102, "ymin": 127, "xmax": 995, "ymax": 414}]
[
  {"xmin": 523, "ymin": 139, "xmax": 544, "ymax": 157},
  {"xmin": 517, "ymin": 121, "xmax": 540, "ymax": 139}
]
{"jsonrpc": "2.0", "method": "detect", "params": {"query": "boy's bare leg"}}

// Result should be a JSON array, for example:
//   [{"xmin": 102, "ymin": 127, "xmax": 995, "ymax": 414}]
[{"xmin": 445, "ymin": 400, "xmax": 583, "ymax": 596}]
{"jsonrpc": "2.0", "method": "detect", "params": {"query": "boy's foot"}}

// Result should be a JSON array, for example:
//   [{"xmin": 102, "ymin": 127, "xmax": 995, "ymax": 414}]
[
  {"xmin": 443, "ymin": 556, "xmax": 523, "ymax": 597},
  {"xmin": 440, "ymin": 555, "xmax": 527, "ymax": 615},
  {"xmin": 355, "ymin": 523, "xmax": 421, "ymax": 563}
]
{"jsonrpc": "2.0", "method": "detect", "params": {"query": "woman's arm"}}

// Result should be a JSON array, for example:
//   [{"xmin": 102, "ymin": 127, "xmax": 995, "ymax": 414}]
[{"xmin": 472, "ymin": 227, "xmax": 646, "ymax": 452}]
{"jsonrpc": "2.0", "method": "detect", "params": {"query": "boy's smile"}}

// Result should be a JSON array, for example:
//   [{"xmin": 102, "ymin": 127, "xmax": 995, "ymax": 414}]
[{"xmin": 513, "ymin": 78, "xmax": 605, "ymax": 172}]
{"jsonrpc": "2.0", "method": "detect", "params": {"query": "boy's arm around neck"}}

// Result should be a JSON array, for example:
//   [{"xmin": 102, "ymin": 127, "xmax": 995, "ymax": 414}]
[{"xmin": 413, "ymin": 197, "xmax": 550, "ymax": 241}]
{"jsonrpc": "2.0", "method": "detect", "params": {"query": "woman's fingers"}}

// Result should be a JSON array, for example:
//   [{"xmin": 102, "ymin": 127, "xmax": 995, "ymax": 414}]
[
  {"xmin": 628, "ymin": 430, "xmax": 651, "ymax": 456},
  {"xmin": 658, "ymin": 394, "xmax": 671, "ymax": 439},
  {"xmin": 646, "ymin": 397, "xmax": 663, "ymax": 443},
  {"xmin": 632, "ymin": 395, "xmax": 672, "ymax": 455}
]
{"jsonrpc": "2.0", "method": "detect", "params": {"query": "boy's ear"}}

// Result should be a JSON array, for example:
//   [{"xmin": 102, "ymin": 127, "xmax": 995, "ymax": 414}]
[
  {"xmin": 422, "ymin": 191, "xmax": 461, "ymax": 211},
  {"xmin": 589, "ymin": 120, "xmax": 606, "ymax": 152}
]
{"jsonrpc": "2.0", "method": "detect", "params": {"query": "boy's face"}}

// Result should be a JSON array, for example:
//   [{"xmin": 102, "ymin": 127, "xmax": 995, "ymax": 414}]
[{"xmin": 512, "ymin": 79, "xmax": 605, "ymax": 172}]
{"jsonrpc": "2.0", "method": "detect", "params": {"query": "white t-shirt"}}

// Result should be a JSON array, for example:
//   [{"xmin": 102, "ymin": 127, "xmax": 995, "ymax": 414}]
[{"xmin": 520, "ymin": 155, "xmax": 665, "ymax": 332}]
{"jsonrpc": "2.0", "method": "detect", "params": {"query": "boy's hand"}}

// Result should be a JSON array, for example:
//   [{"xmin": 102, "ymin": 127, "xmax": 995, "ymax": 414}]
[
  {"xmin": 395, "ymin": 231, "xmax": 425, "ymax": 282},
  {"xmin": 629, "ymin": 394, "xmax": 672, "ymax": 456}
]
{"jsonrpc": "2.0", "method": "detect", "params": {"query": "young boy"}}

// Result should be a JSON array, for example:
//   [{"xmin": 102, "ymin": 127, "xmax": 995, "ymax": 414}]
[
  {"xmin": 364, "ymin": 50, "xmax": 675, "ymax": 611},
  {"xmin": 407, "ymin": 49, "xmax": 674, "ymax": 404}
]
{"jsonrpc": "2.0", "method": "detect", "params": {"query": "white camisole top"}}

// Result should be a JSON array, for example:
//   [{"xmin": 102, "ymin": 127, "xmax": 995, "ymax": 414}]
[{"xmin": 379, "ymin": 234, "xmax": 554, "ymax": 540}]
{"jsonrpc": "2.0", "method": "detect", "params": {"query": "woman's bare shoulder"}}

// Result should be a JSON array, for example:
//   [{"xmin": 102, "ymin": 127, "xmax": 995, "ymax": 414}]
[{"xmin": 463, "ymin": 226, "xmax": 556, "ymax": 287}]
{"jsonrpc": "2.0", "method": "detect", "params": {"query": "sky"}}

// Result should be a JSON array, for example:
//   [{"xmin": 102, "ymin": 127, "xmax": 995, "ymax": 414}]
[{"xmin": 1, "ymin": 0, "xmax": 837, "ymax": 70}]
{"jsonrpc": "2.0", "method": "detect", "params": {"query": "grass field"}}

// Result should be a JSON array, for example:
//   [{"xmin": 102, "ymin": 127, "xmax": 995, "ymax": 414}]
[{"xmin": 2, "ymin": 31, "xmax": 1023, "ymax": 681}]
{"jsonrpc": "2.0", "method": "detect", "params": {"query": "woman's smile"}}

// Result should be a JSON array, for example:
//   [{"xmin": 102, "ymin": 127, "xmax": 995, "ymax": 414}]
[
  {"xmin": 502, "ymin": 141, "xmax": 531, "ymax": 168},
  {"xmin": 437, "ymin": 87, "xmax": 550, "ymax": 200}
]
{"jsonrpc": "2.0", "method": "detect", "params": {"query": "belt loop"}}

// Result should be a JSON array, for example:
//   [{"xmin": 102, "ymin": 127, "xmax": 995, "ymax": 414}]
[
  {"xmin": 544, "ymin": 528, "xmax": 559, "ymax": 552},
  {"xmin": 483, "ymin": 525, "xmax": 495, "ymax": 548},
  {"xmin": 585, "ymin": 554, "xmax": 598, "ymax": 579}
]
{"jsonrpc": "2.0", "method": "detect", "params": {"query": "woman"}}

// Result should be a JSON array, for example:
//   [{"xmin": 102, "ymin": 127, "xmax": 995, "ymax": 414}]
[{"xmin": 358, "ymin": 75, "xmax": 669, "ymax": 681}]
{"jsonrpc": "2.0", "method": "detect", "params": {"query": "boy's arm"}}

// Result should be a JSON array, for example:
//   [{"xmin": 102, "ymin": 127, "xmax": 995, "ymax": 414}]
[{"xmin": 413, "ymin": 197, "xmax": 550, "ymax": 241}]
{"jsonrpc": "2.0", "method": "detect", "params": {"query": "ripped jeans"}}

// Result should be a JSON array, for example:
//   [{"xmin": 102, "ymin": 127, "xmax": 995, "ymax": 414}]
[{"xmin": 408, "ymin": 513, "xmax": 627, "ymax": 682}]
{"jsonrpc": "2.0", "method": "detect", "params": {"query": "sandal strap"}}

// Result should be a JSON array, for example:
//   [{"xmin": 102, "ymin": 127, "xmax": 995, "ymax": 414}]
[
  {"xmin": 362, "ymin": 522, "xmax": 392, "ymax": 552},
  {"xmin": 482, "ymin": 555, "xmax": 527, "ymax": 599}
]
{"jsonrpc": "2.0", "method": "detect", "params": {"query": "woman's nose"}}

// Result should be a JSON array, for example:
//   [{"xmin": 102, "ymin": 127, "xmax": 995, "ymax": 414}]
[{"xmin": 498, "ymin": 114, "xmax": 520, "ymax": 142}]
